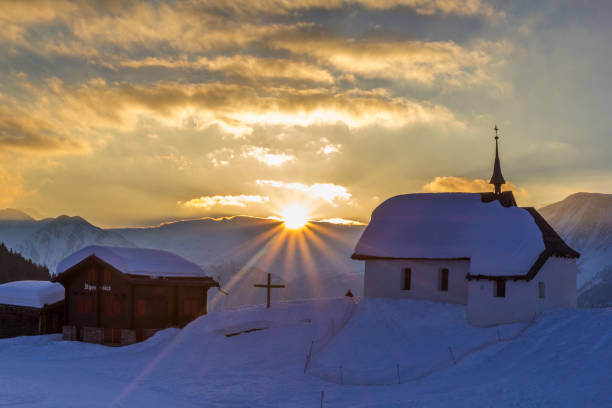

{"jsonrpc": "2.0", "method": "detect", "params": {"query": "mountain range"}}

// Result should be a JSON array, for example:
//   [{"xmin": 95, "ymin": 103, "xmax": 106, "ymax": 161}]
[{"xmin": 0, "ymin": 191, "xmax": 611, "ymax": 308}]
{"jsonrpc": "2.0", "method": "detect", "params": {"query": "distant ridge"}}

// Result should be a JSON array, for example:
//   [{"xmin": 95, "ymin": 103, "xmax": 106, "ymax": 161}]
[
  {"xmin": 0, "ymin": 208, "xmax": 34, "ymax": 222},
  {"xmin": 539, "ymin": 192, "xmax": 612, "ymax": 307}
]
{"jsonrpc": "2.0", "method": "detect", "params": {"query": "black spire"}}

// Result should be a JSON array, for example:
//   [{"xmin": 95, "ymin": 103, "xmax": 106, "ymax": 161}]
[{"xmin": 489, "ymin": 124, "xmax": 506, "ymax": 195}]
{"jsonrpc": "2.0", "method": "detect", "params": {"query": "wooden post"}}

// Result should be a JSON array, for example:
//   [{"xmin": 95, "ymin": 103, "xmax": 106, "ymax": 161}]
[
  {"xmin": 397, "ymin": 363, "xmax": 401, "ymax": 384},
  {"xmin": 320, "ymin": 391, "xmax": 324, "ymax": 408},
  {"xmin": 339, "ymin": 365, "xmax": 343, "ymax": 385},
  {"xmin": 448, "ymin": 346, "xmax": 457, "ymax": 365},
  {"xmin": 253, "ymin": 273, "xmax": 285, "ymax": 308}
]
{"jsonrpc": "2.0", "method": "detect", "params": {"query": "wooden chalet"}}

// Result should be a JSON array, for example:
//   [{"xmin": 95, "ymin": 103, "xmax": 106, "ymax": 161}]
[
  {"xmin": 53, "ymin": 245, "xmax": 219, "ymax": 346},
  {"xmin": 0, "ymin": 280, "xmax": 64, "ymax": 338}
]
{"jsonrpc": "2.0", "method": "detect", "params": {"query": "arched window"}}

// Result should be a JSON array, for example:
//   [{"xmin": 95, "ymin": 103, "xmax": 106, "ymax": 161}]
[
  {"xmin": 495, "ymin": 280, "xmax": 506, "ymax": 298},
  {"xmin": 402, "ymin": 268, "xmax": 411, "ymax": 290},
  {"xmin": 439, "ymin": 268, "xmax": 449, "ymax": 292}
]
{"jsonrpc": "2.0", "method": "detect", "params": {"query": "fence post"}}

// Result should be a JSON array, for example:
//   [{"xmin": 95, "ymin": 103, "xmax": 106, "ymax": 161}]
[
  {"xmin": 339, "ymin": 365, "xmax": 343, "ymax": 385},
  {"xmin": 304, "ymin": 340, "xmax": 314, "ymax": 373},
  {"xmin": 496, "ymin": 328, "xmax": 502, "ymax": 342},
  {"xmin": 448, "ymin": 346, "xmax": 457, "ymax": 365},
  {"xmin": 320, "ymin": 391, "xmax": 324, "ymax": 408},
  {"xmin": 397, "ymin": 364, "xmax": 401, "ymax": 384},
  {"xmin": 331, "ymin": 319, "xmax": 335, "ymax": 335}
]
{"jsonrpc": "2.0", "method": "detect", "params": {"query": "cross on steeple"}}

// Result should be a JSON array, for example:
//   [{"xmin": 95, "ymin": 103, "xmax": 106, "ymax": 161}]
[{"xmin": 489, "ymin": 124, "xmax": 506, "ymax": 195}]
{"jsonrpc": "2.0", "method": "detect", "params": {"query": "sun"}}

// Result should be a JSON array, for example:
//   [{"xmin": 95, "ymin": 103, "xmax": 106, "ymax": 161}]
[{"xmin": 280, "ymin": 204, "xmax": 309, "ymax": 230}]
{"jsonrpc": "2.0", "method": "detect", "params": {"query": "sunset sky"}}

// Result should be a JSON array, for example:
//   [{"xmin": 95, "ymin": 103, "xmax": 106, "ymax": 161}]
[{"xmin": 0, "ymin": 0, "xmax": 610, "ymax": 227}]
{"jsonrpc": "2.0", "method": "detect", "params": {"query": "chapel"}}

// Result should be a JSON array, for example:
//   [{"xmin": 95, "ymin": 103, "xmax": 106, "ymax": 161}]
[{"xmin": 351, "ymin": 127, "xmax": 580, "ymax": 326}]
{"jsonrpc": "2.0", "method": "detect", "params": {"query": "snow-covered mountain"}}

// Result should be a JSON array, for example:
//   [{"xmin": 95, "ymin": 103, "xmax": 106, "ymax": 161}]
[
  {"xmin": 0, "ymin": 212, "xmax": 133, "ymax": 274},
  {"xmin": 539, "ymin": 192, "xmax": 612, "ymax": 306},
  {"xmin": 0, "ymin": 211, "xmax": 365, "ymax": 301},
  {"xmin": 114, "ymin": 216, "xmax": 364, "ymax": 275}
]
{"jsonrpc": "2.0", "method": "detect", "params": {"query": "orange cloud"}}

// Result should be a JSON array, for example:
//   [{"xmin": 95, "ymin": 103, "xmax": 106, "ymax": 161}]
[
  {"xmin": 422, "ymin": 176, "xmax": 530, "ymax": 201},
  {"xmin": 272, "ymin": 37, "xmax": 507, "ymax": 87},
  {"xmin": 180, "ymin": 195, "xmax": 270, "ymax": 209}
]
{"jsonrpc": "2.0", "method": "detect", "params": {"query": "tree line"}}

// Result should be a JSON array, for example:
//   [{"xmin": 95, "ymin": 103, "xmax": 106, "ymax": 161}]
[{"xmin": 0, "ymin": 242, "xmax": 50, "ymax": 284}]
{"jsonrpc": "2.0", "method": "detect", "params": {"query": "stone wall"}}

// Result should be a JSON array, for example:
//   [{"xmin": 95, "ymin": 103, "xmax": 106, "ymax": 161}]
[
  {"xmin": 0, "ymin": 304, "xmax": 40, "ymax": 338},
  {"xmin": 83, "ymin": 326, "xmax": 103, "ymax": 344},
  {"xmin": 63, "ymin": 325, "xmax": 77, "ymax": 341}
]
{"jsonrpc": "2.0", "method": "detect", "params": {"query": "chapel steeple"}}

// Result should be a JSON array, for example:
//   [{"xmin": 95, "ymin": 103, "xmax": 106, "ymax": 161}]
[{"xmin": 489, "ymin": 124, "xmax": 506, "ymax": 195}]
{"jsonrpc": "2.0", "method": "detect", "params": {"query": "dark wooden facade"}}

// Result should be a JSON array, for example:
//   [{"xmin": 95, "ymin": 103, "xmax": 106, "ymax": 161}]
[
  {"xmin": 54, "ymin": 255, "xmax": 218, "ymax": 345},
  {"xmin": 0, "ymin": 300, "xmax": 63, "ymax": 339}
]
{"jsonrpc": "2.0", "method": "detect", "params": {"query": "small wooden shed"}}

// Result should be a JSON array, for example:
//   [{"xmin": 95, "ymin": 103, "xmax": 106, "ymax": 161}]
[
  {"xmin": 0, "ymin": 280, "xmax": 64, "ymax": 338},
  {"xmin": 53, "ymin": 245, "xmax": 219, "ymax": 346}
]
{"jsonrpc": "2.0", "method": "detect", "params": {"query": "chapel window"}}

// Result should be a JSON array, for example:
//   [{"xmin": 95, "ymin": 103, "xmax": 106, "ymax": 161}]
[
  {"xmin": 402, "ymin": 268, "xmax": 411, "ymax": 290},
  {"xmin": 440, "ymin": 268, "xmax": 449, "ymax": 292},
  {"xmin": 495, "ymin": 280, "xmax": 506, "ymax": 298}
]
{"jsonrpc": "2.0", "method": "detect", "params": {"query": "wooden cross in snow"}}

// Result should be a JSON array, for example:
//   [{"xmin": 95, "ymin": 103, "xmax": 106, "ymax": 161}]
[{"xmin": 253, "ymin": 273, "xmax": 285, "ymax": 308}]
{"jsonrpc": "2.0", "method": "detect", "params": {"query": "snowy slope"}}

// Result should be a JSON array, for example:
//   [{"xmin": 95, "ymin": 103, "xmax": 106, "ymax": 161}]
[
  {"xmin": 539, "ymin": 193, "xmax": 612, "ymax": 305},
  {"xmin": 1, "ymin": 298, "xmax": 612, "ymax": 407}
]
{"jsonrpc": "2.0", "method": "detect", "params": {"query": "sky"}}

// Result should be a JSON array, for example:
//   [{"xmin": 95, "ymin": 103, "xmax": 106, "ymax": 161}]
[{"xmin": 0, "ymin": 0, "xmax": 611, "ymax": 227}]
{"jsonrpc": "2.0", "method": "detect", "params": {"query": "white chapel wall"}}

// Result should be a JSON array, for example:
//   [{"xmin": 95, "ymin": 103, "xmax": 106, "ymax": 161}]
[
  {"xmin": 534, "ymin": 257, "xmax": 577, "ymax": 313},
  {"xmin": 466, "ymin": 257, "xmax": 578, "ymax": 327},
  {"xmin": 466, "ymin": 279, "xmax": 536, "ymax": 327},
  {"xmin": 364, "ymin": 259, "xmax": 469, "ymax": 305}
]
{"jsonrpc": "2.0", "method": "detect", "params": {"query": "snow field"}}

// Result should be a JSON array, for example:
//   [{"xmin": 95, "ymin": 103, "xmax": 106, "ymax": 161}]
[
  {"xmin": 307, "ymin": 299, "xmax": 528, "ymax": 385},
  {"xmin": 1, "ymin": 298, "xmax": 612, "ymax": 407}
]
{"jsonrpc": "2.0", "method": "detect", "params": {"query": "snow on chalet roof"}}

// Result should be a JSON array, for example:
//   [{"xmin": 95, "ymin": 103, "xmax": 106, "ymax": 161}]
[
  {"xmin": 56, "ymin": 245, "xmax": 205, "ymax": 278},
  {"xmin": 352, "ymin": 193, "xmax": 547, "ymax": 277},
  {"xmin": 0, "ymin": 280, "xmax": 64, "ymax": 308}
]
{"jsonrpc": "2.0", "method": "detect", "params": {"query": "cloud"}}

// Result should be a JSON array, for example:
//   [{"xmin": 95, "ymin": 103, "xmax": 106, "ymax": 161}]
[
  {"xmin": 272, "ymin": 36, "xmax": 505, "ymax": 87},
  {"xmin": 18, "ymin": 79, "xmax": 460, "ymax": 138},
  {"xmin": 0, "ymin": 104, "xmax": 84, "ymax": 153},
  {"xmin": 199, "ymin": 0, "xmax": 500, "ymax": 18},
  {"xmin": 120, "ymin": 55, "xmax": 335, "ymax": 84},
  {"xmin": 318, "ymin": 217, "xmax": 364, "ymax": 225},
  {"xmin": 256, "ymin": 179, "xmax": 351, "ymax": 204},
  {"xmin": 242, "ymin": 146, "xmax": 295, "ymax": 166},
  {"xmin": 318, "ymin": 144, "xmax": 341, "ymax": 155},
  {"xmin": 422, "ymin": 176, "xmax": 529, "ymax": 200},
  {"xmin": 180, "ymin": 194, "xmax": 269, "ymax": 209}
]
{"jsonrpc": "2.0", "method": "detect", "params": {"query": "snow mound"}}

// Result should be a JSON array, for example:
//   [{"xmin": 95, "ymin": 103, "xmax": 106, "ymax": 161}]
[
  {"xmin": 0, "ymin": 280, "xmax": 64, "ymax": 308},
  {"xmin": 308, "ymin": 298, "xmax": 528, "ymax": 385},
  {"xmin": 56, "ymin": 245, "xmax": 205, "ymax": 277},
  {"xmin": 354, "ymin": 193, "xmax": 545, "ymax": 276}
]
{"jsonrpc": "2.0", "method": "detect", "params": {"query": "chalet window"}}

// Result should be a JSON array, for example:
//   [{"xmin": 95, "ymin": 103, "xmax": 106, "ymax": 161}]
[
  {"xmin": 495, "ymin": 280, "xmax": 506, "ymax": 298},
  {"xmin": 538, "ymin": 282, "xmax": 545, "ymax": 299},
  {"xmin": 87, "ymin": 269, "xmax": 96, "ymax": 284},
  {"xmin": 440, "ymin": 268, "xmax": 449, "ymax": 292},
  {"xmin": 402, "ymin": 268, "xmax": 411, "ymax": 290},
  {"xmin": 113, "ymin": 298, "xmax": 121, "ymax": 314},
  {"xmin": 104, "ymin": 296, "xmax": 113, "ymax": 315},
  {"xmin": 76, "ymin": 297, "xmax": 84, "ymax": 313},
  {"xmin": 104, "ymin": 269, "xmax": 111, "ymax": 284},
  {"xmin": 137, "ymin": 299, "xmax": 146, "ymax": 316}
]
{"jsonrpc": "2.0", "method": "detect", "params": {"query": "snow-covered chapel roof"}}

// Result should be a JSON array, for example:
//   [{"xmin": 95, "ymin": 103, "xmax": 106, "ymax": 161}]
[
  {"xmin": 0, "ymin": 280, "xmax": 64, "ymax": 308},
  {"xmin": 56, "ymin": 245, "xmax": 206, "ymax": 278},
  {"xmin": 352, "ymin": 193, "xmax": 577, "ymax": 278}
]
